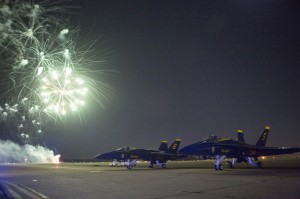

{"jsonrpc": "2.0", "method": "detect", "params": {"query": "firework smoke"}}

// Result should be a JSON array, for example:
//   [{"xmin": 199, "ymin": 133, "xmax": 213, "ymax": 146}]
[{"xmin": 0, "ymin": 139, "xmax": 60, "ymax": 163}]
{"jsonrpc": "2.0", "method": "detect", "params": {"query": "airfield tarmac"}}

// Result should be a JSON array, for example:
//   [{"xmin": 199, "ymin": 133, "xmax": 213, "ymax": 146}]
[{"xmin": 0, "ymin": 159, "xmax": 300, "ymax": 199}]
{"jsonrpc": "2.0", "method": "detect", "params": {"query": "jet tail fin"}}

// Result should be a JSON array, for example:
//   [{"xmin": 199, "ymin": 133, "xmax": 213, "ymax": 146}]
[
  {"xmin": 168, "ymin": 139, "xmax": 181, "ymax": 154},
  {"xmin": 237, "ymin": 129, "xmax": 245, "ymax": 142},
  {"xmin": 256, "ymin": 126, "xmax": 270, "ymax": 146},
  {"xmin": 158, "ymin": 140, "xmax": 168, "ymax": 152}
]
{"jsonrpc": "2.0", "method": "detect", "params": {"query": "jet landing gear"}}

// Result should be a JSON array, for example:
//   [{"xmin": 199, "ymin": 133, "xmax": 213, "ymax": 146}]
[
  {"xmin": 149, "ymin": 161, "xmax": 167, "ymax": 169},
  {"xmin": 160, "ymin": 163, "xmax": 167, "ymax": 169},
  {"xmin": 214, "ymin": 155, "xmax": 226, "ymax": 171},
  {"xmin": 256, "ymin": 161, "xmax": 263, "ymax": 169},
  {"xmin": 156, "ymin": 160, "xmax": 167, "ymax": 169},
  {"xmin": 227, "ymin": 158, "xmax": 237, "ymax": 169},
  {"xmin": 214, "ymin": 164, "xmax": 224, "ymax": 171},
  {"xmin": 125, "ymin": 160, "xmax": 137, "ymax": 169},
  {"xmin": 247, "ymin": 157, "xmax": 263, "ymax": 169}
]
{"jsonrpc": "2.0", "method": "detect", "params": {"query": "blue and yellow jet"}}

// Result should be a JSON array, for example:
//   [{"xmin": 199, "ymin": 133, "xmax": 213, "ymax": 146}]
[
  {"xmin": 179, "ymin": 126, "xmax": 300, "ymax": 170},
  {"xmin": 95, "ymin": 139, "xmax": 185, "ymax": 169}
]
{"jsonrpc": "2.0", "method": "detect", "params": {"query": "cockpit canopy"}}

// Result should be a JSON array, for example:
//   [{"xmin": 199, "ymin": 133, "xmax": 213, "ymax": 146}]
[
  {"xmin": 201, "ymin": 135, "xmax": 218, "ymax": 142},
  {"xmin": 116, "ymin": 147, "xmax": 135, "ymax": 151}
]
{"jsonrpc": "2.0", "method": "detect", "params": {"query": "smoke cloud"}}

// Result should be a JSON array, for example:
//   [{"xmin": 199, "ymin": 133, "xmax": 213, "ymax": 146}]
[{"xmin": 0, "ymin": 140, "xmax": 60, "ymax": 163}]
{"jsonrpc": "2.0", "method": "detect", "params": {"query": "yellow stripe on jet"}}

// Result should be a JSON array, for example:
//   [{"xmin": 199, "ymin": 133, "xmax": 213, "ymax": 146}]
[{"xmin": 216, "ymin": 138, "xmax": 231, "ymax": 142}]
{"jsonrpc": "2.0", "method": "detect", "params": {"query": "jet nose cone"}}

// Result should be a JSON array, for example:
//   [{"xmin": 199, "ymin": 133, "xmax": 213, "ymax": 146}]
[{"xmin": 94, "ymin": 154, "xmax": 103, "ymax": 159}]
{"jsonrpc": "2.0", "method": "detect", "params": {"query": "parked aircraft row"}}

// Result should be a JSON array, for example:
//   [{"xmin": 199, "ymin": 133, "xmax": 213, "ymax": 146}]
[
  {"xmin": 95, "ymin": 126, "xmax": 300, "ymax": 170},
  {"xmin": 95, "ymin": 139, "xmax": 184, "ymax": 169}
]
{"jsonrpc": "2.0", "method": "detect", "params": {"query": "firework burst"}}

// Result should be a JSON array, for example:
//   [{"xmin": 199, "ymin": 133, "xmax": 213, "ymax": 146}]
[
  {"xmin": 40, "ymin": 68, "xmax": 88, "ymax": 115},
  {"xmin": 0, "ymin": 1, "xmax": 113, "ymax": 144}
]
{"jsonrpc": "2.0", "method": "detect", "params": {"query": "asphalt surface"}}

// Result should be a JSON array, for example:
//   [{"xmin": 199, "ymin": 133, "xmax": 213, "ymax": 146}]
[{"xmin": 0, "ymin": 160, "xmax": 300, "ymax": 199}]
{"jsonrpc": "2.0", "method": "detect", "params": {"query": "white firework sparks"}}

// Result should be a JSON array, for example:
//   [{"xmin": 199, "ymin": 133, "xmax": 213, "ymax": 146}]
[
  {"xmin": 0, "ymin": 1, "xmax": 114, "ymax": 146},
  {"xmin": 0, "ymin": 1, "xmax": 112, "ymax": 117},
  {"xmin": 40, "ymin": 68, "xmax": 88, "ymax": 115}
]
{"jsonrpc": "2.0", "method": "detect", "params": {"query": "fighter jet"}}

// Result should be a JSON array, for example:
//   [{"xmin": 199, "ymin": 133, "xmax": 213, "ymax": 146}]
[
  {"xmin": 95, "ymin": 139, "xmax": 185, "ymax": 169},
  {"xmin": 179, "ymin": 126, "xmax": 300, "ymax": 170}
]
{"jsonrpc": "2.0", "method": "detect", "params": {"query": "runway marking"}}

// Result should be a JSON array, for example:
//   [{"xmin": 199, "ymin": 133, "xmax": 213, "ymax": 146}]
[
  {"xmin": 0, "ymin": 180, "xmax": 49, "ymax": 199},
  {"xmin": 2, "ymin": 184, "xmax": 23, "ymax": 199},
  {"xmin": 90, "ymin": 171, "xmax": 101, "ymax": 173},
  {"xmin": 18, "ymin": 183, "xmax": 49, "ymax": 199}
]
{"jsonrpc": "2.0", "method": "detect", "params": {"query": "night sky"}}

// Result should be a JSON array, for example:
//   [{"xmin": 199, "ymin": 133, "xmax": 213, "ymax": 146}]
[{"xmin": 46, "ymin": 0, "xmax": 300, "ymax": 159}]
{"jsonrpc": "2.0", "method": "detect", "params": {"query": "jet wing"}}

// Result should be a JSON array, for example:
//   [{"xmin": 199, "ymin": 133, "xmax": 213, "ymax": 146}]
[
  {"xmin": 255, "ymin": 147, "xmax": 300, "ymax": 156},
  {"xmin": 210, "ymin": 144, "xmax": 300, "ymax": 157}
]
